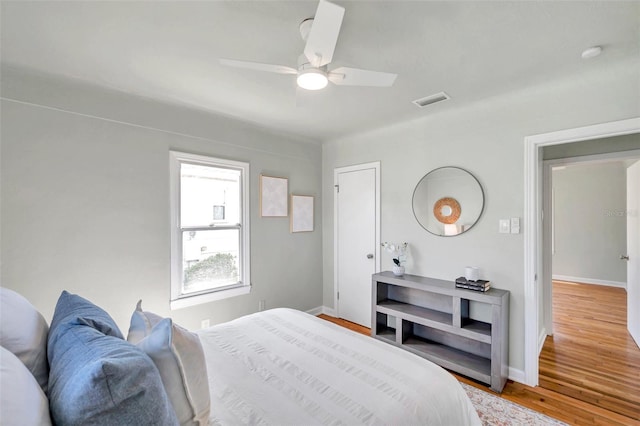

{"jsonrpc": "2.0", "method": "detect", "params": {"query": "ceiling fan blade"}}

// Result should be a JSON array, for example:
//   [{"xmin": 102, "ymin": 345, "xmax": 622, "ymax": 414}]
[
  {"xmin": 328, "ymin": 67, "xmax": 398, "ymax": 87},
  {"xmin": 219, "ymin": 59, "xmax": 297, "ymax": 75},
  {"xmin": 303, "ymin": 0, "xmax": 345, "ymax": 67}
]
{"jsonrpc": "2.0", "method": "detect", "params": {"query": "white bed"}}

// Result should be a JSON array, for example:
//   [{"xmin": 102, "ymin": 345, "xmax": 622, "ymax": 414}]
[
  {"xmin": 197, "ymin": 308, "xmax": 481, "ymax": 425},
  {"xmin": 1, "ymin": 288, "xmax": 481, "ymax": 425}
]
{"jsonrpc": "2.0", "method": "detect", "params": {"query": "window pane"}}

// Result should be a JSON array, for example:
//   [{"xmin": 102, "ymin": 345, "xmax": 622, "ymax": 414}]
[
  {"xmin": 182, "ymin": 229, "xmax": 240, "ymax": 294},
  {"xmin": 181, "ymin": 163, "xmax": 241, "ymax": 227}
]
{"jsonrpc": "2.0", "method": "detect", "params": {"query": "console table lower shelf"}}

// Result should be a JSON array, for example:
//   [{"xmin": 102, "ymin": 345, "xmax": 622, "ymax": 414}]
[
  {"xmin": 372, "ymin": 271, "xmax": 509, "ymax": 392},
  {"xmin": 376, "ymin": 322, "xmax": 492, "ymax": 385}
]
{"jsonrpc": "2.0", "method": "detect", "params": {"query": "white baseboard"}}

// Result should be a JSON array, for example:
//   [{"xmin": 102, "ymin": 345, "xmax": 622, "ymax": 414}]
[
  {"xmin": 306, "ymin": 306, "xmax": 336, "ymax": 317},
  {"xmin": 538, "ymin": 327, "xmax": 548, "ymax": 356},
  {"xmin": 552, "ymin": 274, "xmax": 626, "ymax": 289},
  {"xmin": 305, "ymin": 306, "xmax": 323, "ymax": 316},
  {"xmin": 508, "ymin": 367, "xmax": 526, "ymax": 384},
  {"xmin": 321, "ymin": 306, "xmax": 336, "ymax": 316}
]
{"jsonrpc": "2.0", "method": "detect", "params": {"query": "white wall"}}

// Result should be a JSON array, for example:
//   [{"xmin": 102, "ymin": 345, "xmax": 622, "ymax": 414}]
[
  {"xmin": 552, "ymin": 162, "xmax": 627, "ymax": 285},
  {"xmin": 322, "ymin": 59, "xmax": 639, "ymax": 374},
  {"xmin": 1, "ymin": 68, "xmax": 323, "ymax": 332},
  {"xmin": 2, "ymin": 58, "xmax": 638, "ymax": 378}
]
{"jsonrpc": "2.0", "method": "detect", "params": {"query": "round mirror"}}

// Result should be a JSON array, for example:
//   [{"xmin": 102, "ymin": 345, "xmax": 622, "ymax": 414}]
[{"xmin": 412, "ymin": 167, "xmax": 484, "ymax": 236}]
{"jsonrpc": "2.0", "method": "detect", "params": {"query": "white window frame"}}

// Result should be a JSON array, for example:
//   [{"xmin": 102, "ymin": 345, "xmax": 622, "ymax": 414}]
[{"xmin": 169, "ymin": 151, "xmax": 250, "ymax": 310}]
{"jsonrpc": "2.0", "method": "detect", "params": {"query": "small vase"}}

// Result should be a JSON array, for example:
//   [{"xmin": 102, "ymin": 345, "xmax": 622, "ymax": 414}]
[{"xmin": 392, "ymin": 265, "xmax": 405, "ymax": 276}]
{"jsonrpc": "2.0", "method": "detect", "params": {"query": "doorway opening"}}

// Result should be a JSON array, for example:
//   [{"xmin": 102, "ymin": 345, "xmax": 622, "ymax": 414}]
[
  {"xmin": 523, "ymin": 118, "xmax": 640, "ymax": 390},
  {"xmin": 539, "ymin": 151, "xmax": 640, "ymax": 420}
]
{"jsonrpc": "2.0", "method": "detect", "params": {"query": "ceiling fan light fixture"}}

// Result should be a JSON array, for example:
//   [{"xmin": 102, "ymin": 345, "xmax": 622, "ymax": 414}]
[
  {"xmin": 220, "ymin": 0, "xmax": 397, "ymax": 94},
  {"xmin": 581, "ymin": 45, "xmax": 602, "ymax": 59},
  {"xmin": 297, "ymin": 68, "xmax": 328, "ymax": 90}
]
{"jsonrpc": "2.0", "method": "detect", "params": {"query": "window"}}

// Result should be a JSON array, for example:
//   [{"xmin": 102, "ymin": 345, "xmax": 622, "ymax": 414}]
[{"xmin": 169, "ymin": 151, "xmax": 250, "ymax": 309}]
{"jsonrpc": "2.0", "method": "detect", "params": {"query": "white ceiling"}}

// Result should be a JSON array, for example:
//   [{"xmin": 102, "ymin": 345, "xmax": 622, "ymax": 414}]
[{"xmin": 1, "ymin": 1, "xmax": 638, "ymax": 143}]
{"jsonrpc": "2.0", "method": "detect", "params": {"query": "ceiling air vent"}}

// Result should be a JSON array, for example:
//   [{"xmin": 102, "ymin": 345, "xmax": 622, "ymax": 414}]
[{"xmin": 412, "ymin": 92, "xmax": 450, "ymax": 108}]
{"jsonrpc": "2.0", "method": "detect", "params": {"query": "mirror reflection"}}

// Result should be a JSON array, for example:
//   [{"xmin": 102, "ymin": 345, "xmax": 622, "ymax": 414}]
[{"xmin": 412, "ymin": 167, "xmax": 484, "ymax": 236}]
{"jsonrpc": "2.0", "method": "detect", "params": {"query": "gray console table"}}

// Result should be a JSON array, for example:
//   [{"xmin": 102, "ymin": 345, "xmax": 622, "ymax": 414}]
[{"xmin": 371, "ymin": 271, "xmax": 509, "ymax": 392}]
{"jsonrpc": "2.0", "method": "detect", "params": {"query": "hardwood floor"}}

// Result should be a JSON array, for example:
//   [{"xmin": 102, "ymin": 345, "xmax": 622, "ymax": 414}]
[
  {"xmin": 318, "ymin": 311, "xmax": 639, "ymax": 426},
  {"xmin": 318, "ymin": 314, "xmax": 370, "ymax": 335},
  {"xmin": 539, "ymin": 280, "xmax": 640, "ymax": 422}
]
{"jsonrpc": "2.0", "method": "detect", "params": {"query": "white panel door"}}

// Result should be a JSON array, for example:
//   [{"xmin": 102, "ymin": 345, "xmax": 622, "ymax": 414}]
[
  {"xmin": 627, "ymin": 160, "xmax": 640, "ymax": 347},
  {"xmin": 336, "ymin": 165, "xmax": 378, "ymax": 327}
]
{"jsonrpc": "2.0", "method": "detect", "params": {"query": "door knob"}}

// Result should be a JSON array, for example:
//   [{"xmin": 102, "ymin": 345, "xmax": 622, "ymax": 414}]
[
  {"xmin": 620, "ymin": 255, "xmax": 630, "ymax": 261},
  {"xmin": 366, "ymin": 254, "xmax": 374, "ymax": 259}
]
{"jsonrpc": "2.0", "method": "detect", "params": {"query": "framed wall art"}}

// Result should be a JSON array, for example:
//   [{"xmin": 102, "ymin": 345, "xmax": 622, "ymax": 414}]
[
  {"xmin": 260, "ymin": 175, "xmax": 288, "ymax": 217},
  {"xmin": 290, "ymin": 195, "xmax": 314, "ymax": 233}
]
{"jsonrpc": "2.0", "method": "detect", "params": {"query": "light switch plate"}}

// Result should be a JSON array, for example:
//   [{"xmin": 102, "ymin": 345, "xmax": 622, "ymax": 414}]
[
  {"xmin": 510, "ymin": 217, "xmax": 520, "ymax": 234},
  {"xmin": 499, "ymin": 219, "xmax": 511, "ymax": 233}
]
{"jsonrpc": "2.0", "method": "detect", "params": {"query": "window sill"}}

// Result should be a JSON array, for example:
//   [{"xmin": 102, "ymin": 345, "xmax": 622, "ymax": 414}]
[{"xmin": 170, "ymin": 285, "xmax": 251, "ymax": 310}]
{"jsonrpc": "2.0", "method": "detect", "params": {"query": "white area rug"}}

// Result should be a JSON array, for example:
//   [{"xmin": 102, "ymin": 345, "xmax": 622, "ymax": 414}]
[{"xmin": 462, "ymin": 383, "xmax": 568, "ymax": 426}]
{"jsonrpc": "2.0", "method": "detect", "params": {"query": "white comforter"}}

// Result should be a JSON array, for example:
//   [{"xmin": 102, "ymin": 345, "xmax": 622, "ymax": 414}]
[{"xmin": 197, "ymin": 308, "xmax": 481, "ymax": 425}]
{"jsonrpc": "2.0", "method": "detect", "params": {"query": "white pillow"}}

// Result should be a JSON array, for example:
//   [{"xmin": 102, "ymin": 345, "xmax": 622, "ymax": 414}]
[
  {"xmin": 0, "ymin": 346, "xmax": 52, "ymax": 425},
  {"xmin": 0, "ymin": 287, "xmax": 49, "ymax": 393},
  {"xmin": 128, "ymin": 302, "xmax": 210, "ymax": 426},
  {"xmin": 127, "ymin": 300, "xmax": 162, "ymax": 344}
]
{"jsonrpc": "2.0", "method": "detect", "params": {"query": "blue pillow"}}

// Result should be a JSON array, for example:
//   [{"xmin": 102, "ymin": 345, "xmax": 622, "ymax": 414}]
[
  {"xmin": 48, "ymin": 290, "xmax": 123, "ymax": 340},
  {"xmin": 48, "ymin": 291, "xmax": 178, "ymax": 425}
]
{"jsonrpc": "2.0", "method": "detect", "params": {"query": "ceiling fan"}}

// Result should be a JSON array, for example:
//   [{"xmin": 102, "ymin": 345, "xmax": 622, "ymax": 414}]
[{"xmin": 220, "ymin": 0, "xmax": 397, "ymax": 91}]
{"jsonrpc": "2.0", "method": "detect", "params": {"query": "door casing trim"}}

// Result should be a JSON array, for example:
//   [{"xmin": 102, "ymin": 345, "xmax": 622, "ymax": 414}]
[{"xmin": 523, "ymin": 117, "xmax": 640, "ymax": 386}]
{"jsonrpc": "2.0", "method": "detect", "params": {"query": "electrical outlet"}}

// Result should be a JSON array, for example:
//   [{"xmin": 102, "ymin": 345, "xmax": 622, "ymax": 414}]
[
  {"xmin": 200, "ymin": 319, "xmax": 210, "ymax": 329},
  {"xmin": 259, "ymin": 300, "xmax": 266, "ymax": 311},
  {"xmin": 499, "ymin": 219, "xmax": 511, "ymax": 234}
]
